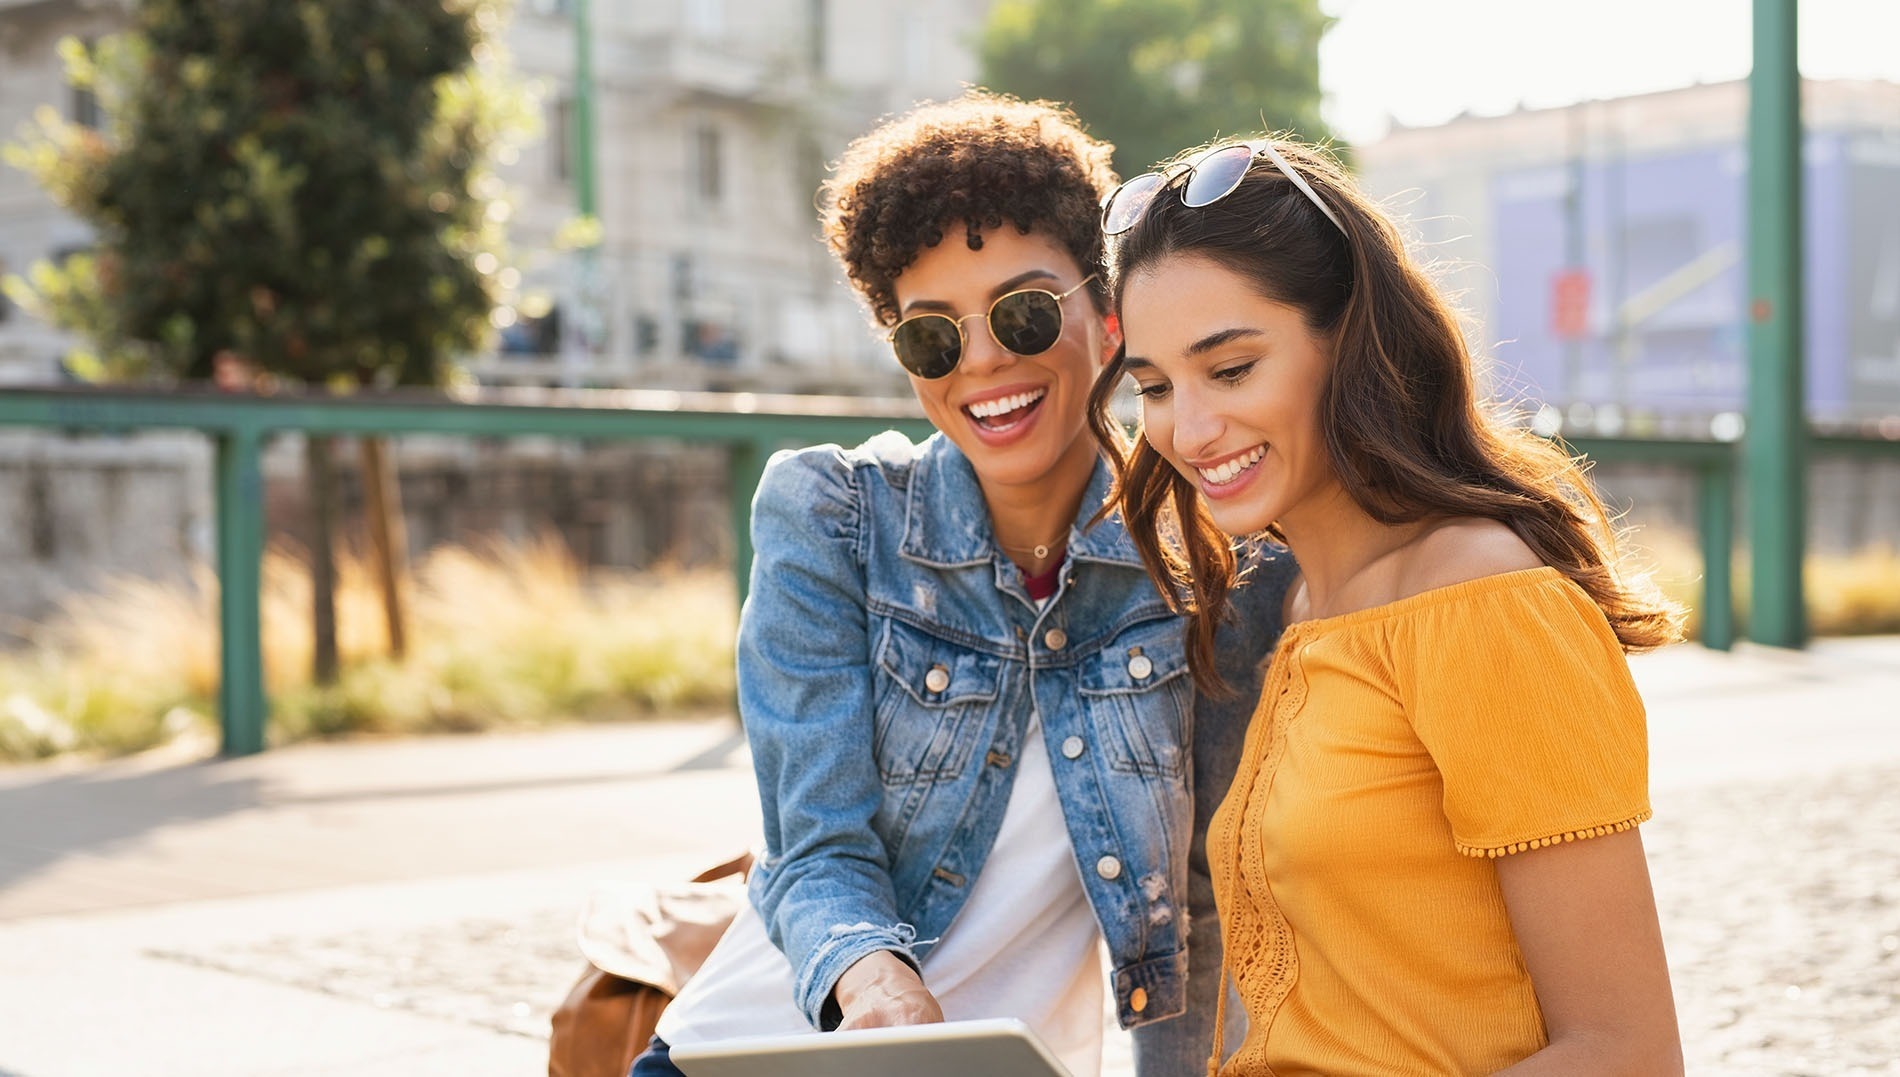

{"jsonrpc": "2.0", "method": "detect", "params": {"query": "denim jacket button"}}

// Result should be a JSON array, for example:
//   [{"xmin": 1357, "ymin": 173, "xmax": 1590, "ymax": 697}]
[
  {"xmin": 1127, "ymin": 654, "xmax": 1154, "ymax": 680},
  {"xmin": 1129, "ymin": 986, "xmax": 1149, "ymax": 1013},
  {"xmin": 1095, "ymin": 855, "xmax": 1123, "ymax": 880},
  {"xmin": 1043, "ymin": 627, "xmax": 1068, "ymax": 651},
  {"xmin": 1061, "ymin": 736, "xmax": 1085, "ymax": 760},
  {"xmin": 924, "ymin": 665, "xmax": 950, "ymax": 693}
]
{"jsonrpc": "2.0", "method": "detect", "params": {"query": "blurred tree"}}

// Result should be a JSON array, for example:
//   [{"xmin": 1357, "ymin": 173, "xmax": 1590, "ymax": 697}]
[
  {"xmin": 5, "ymin": 0, "xmax": 536, "ymax": 683},
  {"xmin": 977, "ymin": 0, "xmax": 1334, "ymax": 177}
]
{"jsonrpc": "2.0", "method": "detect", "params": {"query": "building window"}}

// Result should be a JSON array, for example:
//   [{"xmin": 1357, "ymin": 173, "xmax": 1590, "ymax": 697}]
[
  {"xmin": 902, "ymin": 12, "xmax": 930, "ymax": 81},
  {"xmin": 796, "ymin": 135, "xmax": 825, "ymax": 230},
  {"xmin": 687, "ymin": 0, "xmax": 725, "ymax": 36},
  {"xmin": 70, "ymin": 41, "xmax": 101, "ymax": 130},
  {"xmin": 808, "ymin": 0, "xmax": 827, "ymax": 75},
  {"xmin": 550, "ymin": 96, "xmax": 573, "ymax": 182},
  {"xmin": 691, "ymin": 123, "xmax": 724, "ymax": 206}
]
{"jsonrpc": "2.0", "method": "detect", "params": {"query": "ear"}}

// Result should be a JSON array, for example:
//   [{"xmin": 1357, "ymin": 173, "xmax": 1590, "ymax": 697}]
[{"xmin": 1098, "ymin": 312, "xmax": 1122, "ymax": 368}]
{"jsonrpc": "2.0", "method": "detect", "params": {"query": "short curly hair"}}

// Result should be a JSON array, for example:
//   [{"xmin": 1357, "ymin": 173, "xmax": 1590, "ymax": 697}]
[{"xmin": 820, "ymin": 91, "xmax": 1119, "ymax": 328}]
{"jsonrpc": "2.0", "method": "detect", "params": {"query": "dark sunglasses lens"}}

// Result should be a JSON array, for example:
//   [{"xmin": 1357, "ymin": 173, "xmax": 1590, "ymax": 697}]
[
  {"xmin": 1182, "ymin": 145, "xmax": 1255, "ymax": 208},
  {"xmin": 891, "ymin": 316, "xmax": 963, "ymax": 378},
  {"xmin": 1103, "ymin": 172, "xmax": 1164, "ymax": 235},
  {"xmin": 989, "ymin": 290, "xmax": 1064, "ymax": 356}
]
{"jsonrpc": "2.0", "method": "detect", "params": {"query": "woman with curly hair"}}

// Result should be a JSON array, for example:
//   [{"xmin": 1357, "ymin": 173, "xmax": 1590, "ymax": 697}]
[
  {"xmin": 628, "ymin": 94, "xmax": 1292, "ymax": 1076},
  {"xmin": 1095, "ymin": 136, "xmax": 1684, "ymax": 1074}
]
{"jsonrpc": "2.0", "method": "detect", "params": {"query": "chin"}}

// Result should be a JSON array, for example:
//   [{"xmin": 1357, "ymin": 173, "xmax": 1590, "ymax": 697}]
[
  {"xmin": 975, "ymin": 450, "xmax": 1064, "ymax": 489},
  {"xmin": 1203, "ymin": 496, "xmax": 1279, "ymax": 538}
]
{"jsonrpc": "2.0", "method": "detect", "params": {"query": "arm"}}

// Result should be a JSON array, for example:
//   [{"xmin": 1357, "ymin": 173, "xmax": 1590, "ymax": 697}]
[
  {"xmin": 1492, "ymin": 830, "xmax": 1683, "ymax": 1075},
  {"xmin": 1394, "ymin": 556, "xmax": 1682, "ymax": 1075},
  {"xmin": 737, "ymin": 448, "xmax": 937, "ymax": 1029}
]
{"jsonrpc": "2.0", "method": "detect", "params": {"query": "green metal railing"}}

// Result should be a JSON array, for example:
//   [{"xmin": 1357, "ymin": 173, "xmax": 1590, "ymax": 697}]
[
  {"xmin": 1556, "ymin": 435, "xmax": 1741, "ymax": 652},
  {"xmin": 1, "ymin": 385, "xmax": 1895, "ymax": 755},
  {"xmin": 0, "ymin": 385, "xmax": 931, "ymax": 755}
]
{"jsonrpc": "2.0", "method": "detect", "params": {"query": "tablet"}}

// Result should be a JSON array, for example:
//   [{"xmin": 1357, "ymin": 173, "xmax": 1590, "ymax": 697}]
[{"xmin": 668, "ymin": 1017, "xmax": 1073, "ymax": 1077}]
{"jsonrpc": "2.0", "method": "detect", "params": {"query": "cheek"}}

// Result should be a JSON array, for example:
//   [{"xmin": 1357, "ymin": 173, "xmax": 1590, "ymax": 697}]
[{"xmin": 1138, "ymin": 400, "xmax": 1178, "ymax": 463}]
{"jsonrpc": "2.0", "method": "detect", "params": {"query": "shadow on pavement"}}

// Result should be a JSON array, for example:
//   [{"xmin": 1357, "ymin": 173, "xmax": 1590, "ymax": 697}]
[
  {"xmin": 667, "ymin": 726, "xmax": 747, "ymax": 773},
  {"xmin": 0, "ymin": 759, "xmax": 262, "ymax": 895}
]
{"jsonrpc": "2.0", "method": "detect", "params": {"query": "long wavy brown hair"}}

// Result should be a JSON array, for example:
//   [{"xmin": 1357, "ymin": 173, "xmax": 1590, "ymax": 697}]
[{"xmin": 1088, "ymin": 138, "xmax": 1685, "ymax": 692}]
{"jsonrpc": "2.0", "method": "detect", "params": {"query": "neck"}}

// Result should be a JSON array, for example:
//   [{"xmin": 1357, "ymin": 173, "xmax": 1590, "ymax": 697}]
[
  {"xmin": 981, "ymin": 436, "xmax": 1099, "ymax": 567},
  {"xmin": 1277, "ymin": 480, "xmax": 1429, "ymax": 620}
]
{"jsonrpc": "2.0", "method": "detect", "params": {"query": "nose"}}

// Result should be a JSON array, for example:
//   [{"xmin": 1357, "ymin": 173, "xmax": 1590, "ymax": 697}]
[
  {"xmin": 957, "ymin": 313, "xmax": 1016, "ymax": 378},
  {"xmin": 1170, "ymin": 384, "xmax": 1226, "ymax": 462}
]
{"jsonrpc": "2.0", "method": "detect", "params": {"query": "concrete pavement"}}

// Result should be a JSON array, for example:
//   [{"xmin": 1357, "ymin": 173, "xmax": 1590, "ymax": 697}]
[{"xmin": 0, "ymin": 638, "xmax": 1897, "ymax": 1075}]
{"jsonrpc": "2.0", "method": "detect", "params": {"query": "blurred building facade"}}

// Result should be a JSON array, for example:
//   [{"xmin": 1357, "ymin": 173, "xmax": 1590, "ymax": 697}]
[
  {"xmin": 0, "ymin": 0, "xmax": 997, "ymax": 393},
  {"xmin": 0, "ymin": 0, "xmax": 1004, "ymax": 626},
  {"xmin": 1355, "ymin": 78, "xmax": 1900, "ymax": 432}
]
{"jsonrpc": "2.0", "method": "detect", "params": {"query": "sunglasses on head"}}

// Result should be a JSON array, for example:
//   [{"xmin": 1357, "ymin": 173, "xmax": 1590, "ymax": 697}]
[
  {"xmin": 1101, "ymin": 139, "xmax": 1345, "ymax": 237},
  {"xmin": 887, "ymin": 274, "xmax": 1099, "ymax": 380}
]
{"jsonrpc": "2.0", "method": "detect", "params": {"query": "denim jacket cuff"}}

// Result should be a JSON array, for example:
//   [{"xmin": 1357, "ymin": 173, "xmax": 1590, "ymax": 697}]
[
  {"xmin": 1113, "ymin": 947, "xmax": 1188, "ymax": 1029},
  {"xmin": 795, "ymin": 922, "xmax": 922, "ymax": 1031}
]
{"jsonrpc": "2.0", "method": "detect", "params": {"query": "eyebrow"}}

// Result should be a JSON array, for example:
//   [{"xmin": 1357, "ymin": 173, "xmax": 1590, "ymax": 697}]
[
  {"xmin": 899, "ymin": 268, "xmax": 1064, "ymax": 316},
  {"xmin": 1184, "ymin": 327, "xmax": 1266, "ymax": 356},
  {"xmin": 1123, "ymin": 327, "xmax": 1267, "ymax": 371}
]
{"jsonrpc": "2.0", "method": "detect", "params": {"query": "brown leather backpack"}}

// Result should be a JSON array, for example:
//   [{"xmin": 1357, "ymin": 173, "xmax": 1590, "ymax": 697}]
[{"xmin": 547, "ymin": 852, "xmax": 753, "ymax": 1077}]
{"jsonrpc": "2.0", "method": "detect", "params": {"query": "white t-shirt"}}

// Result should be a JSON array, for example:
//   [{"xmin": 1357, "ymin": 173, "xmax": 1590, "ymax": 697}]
[{"xmin": 657, "ymin": 713, "xmax": 1107, "ymax": 1075}]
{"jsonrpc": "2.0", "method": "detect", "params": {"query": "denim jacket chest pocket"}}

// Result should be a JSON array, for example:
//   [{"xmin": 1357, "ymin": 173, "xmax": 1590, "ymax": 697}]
[
  {"xmin": 872, "ymin": 619, "xmax": 1004, "ymax": 786},
  {"xmin": 1076, "ymin": 617, "xmax": 1193, "ymax": 778}
]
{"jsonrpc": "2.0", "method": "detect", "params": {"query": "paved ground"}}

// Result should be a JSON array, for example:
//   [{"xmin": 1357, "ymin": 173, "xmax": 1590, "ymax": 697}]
[{"xmin": 0, "ymin": 637, "xmax": 1895, "ymax": 1076}]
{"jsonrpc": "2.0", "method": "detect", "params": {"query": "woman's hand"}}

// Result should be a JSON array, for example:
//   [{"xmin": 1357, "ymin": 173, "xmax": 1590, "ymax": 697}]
[{"xmin": 832, "ymin": 951, "xmax": 945, "ymax": 1030}]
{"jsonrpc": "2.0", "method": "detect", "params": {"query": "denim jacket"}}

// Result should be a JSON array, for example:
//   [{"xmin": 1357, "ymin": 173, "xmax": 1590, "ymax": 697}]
[{"xmin": 737, "ymin": 431, "xmax": 1292, "ymax": 1070}]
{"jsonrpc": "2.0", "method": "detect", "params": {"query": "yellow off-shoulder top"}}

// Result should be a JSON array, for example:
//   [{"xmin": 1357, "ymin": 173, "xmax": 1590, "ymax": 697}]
[{"xmin": 1208, "ymin": 567, "xmax": 1652, "ymax": 1076}]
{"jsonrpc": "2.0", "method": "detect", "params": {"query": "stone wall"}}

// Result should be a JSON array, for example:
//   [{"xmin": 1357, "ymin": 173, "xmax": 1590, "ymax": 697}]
[
  {"xmin": 268, "ymin": 437, "xmax": 732, "ymax": 571},
  {"xmin": 0, "ymin": 432, "xmax": 213, "ymax": 641},
  {"xmin": 0, "ymin": 432, "xmax": 733, "ymax": 637},
  {"xmin": 0, "ymin": 430, "xmax": 1892, "ymax": 639}
]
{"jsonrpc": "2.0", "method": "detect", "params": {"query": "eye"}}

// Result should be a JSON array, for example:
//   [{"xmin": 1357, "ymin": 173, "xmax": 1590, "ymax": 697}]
[
  {"xmin": 1212, "ymin": 359, "xmax": 1257, "ymax": 384},
  {"xmin": 1131, "ymin": 381, "xmax": 1171, "ymax": 399}
]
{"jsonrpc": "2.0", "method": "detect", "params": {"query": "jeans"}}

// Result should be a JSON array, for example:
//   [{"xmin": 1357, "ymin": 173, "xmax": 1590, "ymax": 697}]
[{"xmin": 628, "ymin": 1036, "xmax": 684, "ymax": 1077}]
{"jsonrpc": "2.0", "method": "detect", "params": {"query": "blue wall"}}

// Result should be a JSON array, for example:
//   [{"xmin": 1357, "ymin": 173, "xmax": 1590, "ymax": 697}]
[{"xmin": 1488, "ymin": 131, "xmax": 1900, "ymax": 420}]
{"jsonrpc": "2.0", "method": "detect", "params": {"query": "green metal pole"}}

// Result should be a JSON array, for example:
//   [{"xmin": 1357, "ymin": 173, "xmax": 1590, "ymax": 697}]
[
  {"xmin": 1696, "ymin": 462, "xmax": 1736, "ymax": 651},
  {"xmin": 1745, "ymin": 0, "xmax": 1807, "ymax": 648},
  {"xmin": 728, "ymin": 441, "xmax": 768, "ymax": 613},
  {"xmin": 570, "ymin": 0, "xmax": 600, "ymax": 383},
  {"xmin": 572, "ymin": 0, "xmax": 596, "ymax": 221},
  {"xmin": 214, "ymin": 430, "xmax": 268, "ymax": 756}
]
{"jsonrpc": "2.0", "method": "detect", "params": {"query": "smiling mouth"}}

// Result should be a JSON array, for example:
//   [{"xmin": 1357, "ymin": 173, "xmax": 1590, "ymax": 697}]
[
  {"xmin": 1196, "ymin": 444, "xmax": 1266, "ymax": 485},
  {"xmin": 964, "ymin": 387, "xmax": 1048, "ymax": 430}
]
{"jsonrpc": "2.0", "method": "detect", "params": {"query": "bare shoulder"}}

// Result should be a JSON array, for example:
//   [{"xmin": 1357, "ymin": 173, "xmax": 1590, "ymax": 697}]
[{"xmin": 1397, "ymin": 517, "xmax": 1545, "ymax": 597}]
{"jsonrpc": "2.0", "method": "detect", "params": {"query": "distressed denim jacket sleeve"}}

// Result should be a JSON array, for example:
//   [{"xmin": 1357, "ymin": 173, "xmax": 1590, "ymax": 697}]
[
  {"xmin": 736, "ymin": 446, "xmax": 919, "ymax": 1030},
  {"xmin": 1130, "ymin": 543, "xmax": 1297, "ymax": 1073}
]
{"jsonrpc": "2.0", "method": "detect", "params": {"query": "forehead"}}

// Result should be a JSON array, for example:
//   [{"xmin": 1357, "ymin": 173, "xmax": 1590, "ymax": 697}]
[
  {"xmin": 1119, "ymin": 255, "xmax": 1288, "ymax": 356},
  {"xmin": 891, "ymin": 226, "xmax": 1080, "ymax": 305}
]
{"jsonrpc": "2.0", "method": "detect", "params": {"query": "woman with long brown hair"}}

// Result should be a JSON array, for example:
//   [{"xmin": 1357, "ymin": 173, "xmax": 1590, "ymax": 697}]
[{"xmin": 1090, "ymin": 137, "xmax": 1686, "ymax": 1074}]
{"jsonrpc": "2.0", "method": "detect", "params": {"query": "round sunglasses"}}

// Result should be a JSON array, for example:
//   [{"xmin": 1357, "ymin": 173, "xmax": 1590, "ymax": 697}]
[
  {"xmin": 886, "ymin": 274, "xmax": 1099, "ymax": 380},
  {"xmin": 1100, "ymin": 139, "xmax": 1345, "ymax": 237}
]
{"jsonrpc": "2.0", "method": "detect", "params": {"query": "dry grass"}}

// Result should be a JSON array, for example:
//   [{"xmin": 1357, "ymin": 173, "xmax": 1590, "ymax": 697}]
[
  {"xmin": 3, "ymin": 524, "xmax": 1894, "ymax": 764},
  {"xmin": 1637, "ymin": 530, "xmax": 1900, "ymax": 641},
  {"xmin": 0, "ymin": 535, "xmax": 735, "ymax": 761}
]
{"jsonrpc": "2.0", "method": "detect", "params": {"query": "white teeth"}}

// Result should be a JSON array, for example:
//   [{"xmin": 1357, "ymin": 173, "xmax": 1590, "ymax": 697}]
[
  {"xmin": 967, "ymin": 388, "xmax": 1047, "ymax": 420},
  {"xmin": 1196, "ymin": 445, "xmax": 1266, "ymax": 485}
]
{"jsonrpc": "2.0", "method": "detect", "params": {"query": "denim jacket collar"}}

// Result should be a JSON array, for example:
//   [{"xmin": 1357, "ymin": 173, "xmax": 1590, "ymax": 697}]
[{"xmin": 899, "ymin": 435, "xmax": 1144, "ymax": 570}]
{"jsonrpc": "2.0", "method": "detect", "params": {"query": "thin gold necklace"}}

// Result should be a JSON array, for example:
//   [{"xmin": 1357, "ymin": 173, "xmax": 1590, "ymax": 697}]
[{"xmin": 997, "ymin": 530, "xmax": 1069, "ymax": 562}]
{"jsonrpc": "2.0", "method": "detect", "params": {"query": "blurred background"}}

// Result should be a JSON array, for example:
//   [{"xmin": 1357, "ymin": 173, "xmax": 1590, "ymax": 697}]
[
  {"xmin": 0, "ymin": 4, "xmax": 1895, "ymax": 1074},
  {"xmin": 0, "ymin": 0, "xmax": 1890, "ymax": 753}
]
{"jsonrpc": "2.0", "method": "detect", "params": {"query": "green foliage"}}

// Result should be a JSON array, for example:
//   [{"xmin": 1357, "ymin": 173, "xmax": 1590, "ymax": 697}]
[
  {"xmin": 978, "ymin": 0, "xmax": 1333, "ymax": 177},
  {"xmin": 4, "ymin": 0, "xmax": 537, "ymax": 386}
]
